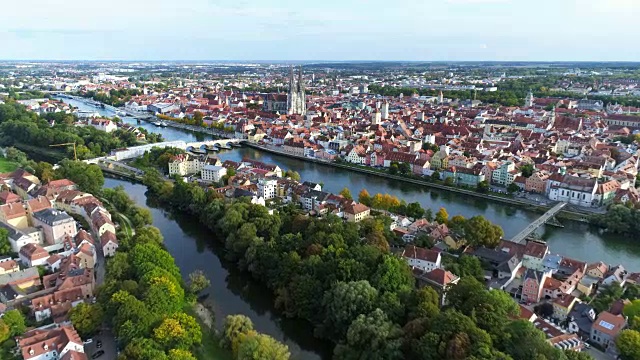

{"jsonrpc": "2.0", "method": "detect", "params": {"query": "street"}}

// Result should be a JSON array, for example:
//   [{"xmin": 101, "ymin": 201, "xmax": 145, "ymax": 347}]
[{"xmin": 84, "ymin": 329, "xmax": 118, "ymax": 360}]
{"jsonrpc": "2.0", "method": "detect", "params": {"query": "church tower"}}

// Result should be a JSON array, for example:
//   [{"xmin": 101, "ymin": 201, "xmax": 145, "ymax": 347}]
[
  {"xmin": 287, "ymin": 66, "xmax": 306, "ymax": 115},
  {"xmin": 381, "ymin": 100, "xmax": 389, "ymax": 120},
  {"xmin": 525, "ymin": 89, "xmax": 534, "ymax": 107},
  {"xmin": 438, "ymin": 91, "xmax": 444, "ymax": 104}
]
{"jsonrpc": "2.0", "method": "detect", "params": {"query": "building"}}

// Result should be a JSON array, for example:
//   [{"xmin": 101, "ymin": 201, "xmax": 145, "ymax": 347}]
[
  {"xmin": 168, "ymin": 154, "xmax": 203, "ymax": 176},
  {"xmin": 590, "ymin": 311, "xmax": 626, "ymax": 353},
  {"xmin": 522, "ymin": 269, "xmax": 551, "ymax": 304},
  {"xmin": 19, "ymin": 243, "xmax": 49, "ymax": 267},
  {"xmin": 523, "ymin": 240, "xmax": 550, "ymax": 271},
  {"xmin": 32, "ymin": 208, "xmax": 77, "ymax": 245},
  {"xmin": 0, "ymin": 222, "xmax": 42, "ymax": 252},
  {"xmin": 0, "ymin": 202, "xmax": 29, "ymax": 229},
  {"xmin": 402, "ymin": 245, "xmax": 441, "ymax": 272},
  {"xmin": 89, "ymin": 118, "xmax": 117, "ymax": 133},
  {"xmin": 414, "ymin": 268, "xmax": 460, "ymax": 305},
  {"xmin": 91, "ymin": 211, "xmax": 115, "ymax": 237},
  {"xmin": 26, "ymin": 196, "xmax": 53, "ymax": 226},
  {"xmin": 201, "ymin": 165, "xmax": 227, "ymax": 183},
  {"xmin": 17, "ymin": 325, "xmax": 85, "ymax": 360},
  {"xmin": 100, "ymin": 231, "xmax": 118, "ymax": 257},
  {"xmin": 547, "ymin": 175, "xmax": 598, "ymax": 207},
  {"xmin": 492, "ymin": 161, "xmax": 519, "ymax": 186},
  {"xmin": 257, "ymin": 178, "xmax": 278, "ymax": 200},
  {"xmin": 0, "ymin": 257, "xmax": 19, "ymax": 275},
  {"xmin": 287, "ymin": 66, "xmax": 306, "ymax": 115},
  {"xmin": 343, "ymin": 203, "xmax": 370, "ymax": 223},
  {"xmin": 553, "ymin": 294, "xmax": 579, "ymax": 320}
]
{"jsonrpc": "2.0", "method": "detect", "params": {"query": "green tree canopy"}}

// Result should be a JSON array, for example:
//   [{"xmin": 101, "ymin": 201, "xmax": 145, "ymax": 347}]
[
  {"xmin": 69, "ymin": 303, "xmax": 104, "ymax": 338},
  {"xmin": 334, "ymin": 308, "xmax": 403, "ymax": 360}
]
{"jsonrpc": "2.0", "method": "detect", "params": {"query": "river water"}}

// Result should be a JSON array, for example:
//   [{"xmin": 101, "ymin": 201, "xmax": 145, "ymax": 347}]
[{"xmin": 69, "ymin": 96, "xmax": 640, "ymax": 358}]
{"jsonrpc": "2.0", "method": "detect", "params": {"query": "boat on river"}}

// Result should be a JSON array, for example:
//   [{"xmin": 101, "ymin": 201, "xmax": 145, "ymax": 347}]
[
  {"xmin": 153, "ymin": 121, "xmax": 162, "ymax": 126},
  {"xmin": 160, "ymin": 121, "xmax": 168, "ymax": 127}
]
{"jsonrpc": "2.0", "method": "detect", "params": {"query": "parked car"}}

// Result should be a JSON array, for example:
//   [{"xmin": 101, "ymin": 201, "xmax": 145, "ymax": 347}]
[
  {"xmin": 92, "ymin": 350, "xmax": 105, "ymax": 359},
  {"xmin": 96, "ymin": 340, "xmax": 103, "ymax": 348},
  {"xmin": 83, "ymin": 339, "xmax": 93, "ymax": 345}
]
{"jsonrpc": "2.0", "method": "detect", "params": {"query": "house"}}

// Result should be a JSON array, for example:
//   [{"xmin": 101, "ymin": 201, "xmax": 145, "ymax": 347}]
[
  {"xmin": 25, "ymin": 196, "xmax": 53, "ymax": 226},
  {"xmin": 523, "ymin": 240, "xmax": 550, "ymax": 271},
  {"xmin": 602, "ymin": 265, "xmax": 627, "ymax": 287},
  {"xmin": 0, "ymin": 202, "xmax": 29, "ymax": 229},
  {"xmin": 547, "ymin": 176, "xmax": 598, "ymax": 207},
  {"xmin": 541, "ymin": 254, "xmax": 563, "ymax": 274},
  {"xmin": 0, "ymin": 258, "xmax": 19, "ymax": 275},
  {"xmin": 17, "ymin": 325, "xmax": 85, "ymax": 360},
  {"xmin": 586, "ymin": 262, "xmax": 608, "ymax": 279},
  {"xmin": 31, "ymin": 286, "xmax": 84, "ymax": 322},
  {"xmin": 201, "ymin": 165, "xmax": 227, "ymax": 183},
  {"xmin": 32, "ymin": 208, "xmax": 77, "ymax": 245},
  {"xmin": 0, "ymin": 222, "xmax": 42, "ymax": 252},
  {"xmin": 19, "ymin": 243, "xmax": 49, "ymax": 267},
  {"xmin": 344, "ymin": 203, "xmax": 370, "ymax": 223},
  {"xmin": 100, "ymin": 231, "xmax": 118, "ymax": 257},
  {"xmin": 522, "ymin": 269, "xmax": 551, "ymax": 304},
  {"xmin": 91, "ymin": 211, "xmax": 115, "ymax": 237},
  {"xmin": 553, "ymin": 294, "xmax": 579, "ymax": 320},
  {"xmin": 0, "ymin": 267, "xmax": 41, "ymax": 291},
  {"xmin": 590, "ymin": 311, "xmax": 626, "ymax": 353},
  {"xmin": 525, "ymin": 171, "xmax": 549, "ymax": 194},
  {"xmin": 414, "ymin": 268, "xmax": 460, "ymax": 306},
  {"xmin": 402, "ymin": 245, "xmax": 441, "ymax": 272},
  {"xmin": 568, "ymin": 303, "xmax": 597, "ymax": 338},
  {"xmin": 75, "ymin": 243, "xmax": 97, "ymax": 269},
  {"xmin": 257, "ymin": 178, "xmax": 278, "ymax": 200},
  {"xmin": 89, "ymin": 118, "xmax": 117, "ymax": 133},
  {"xmin": 0, "ymin": 191, "xmax": 21, "ymax": 205}
]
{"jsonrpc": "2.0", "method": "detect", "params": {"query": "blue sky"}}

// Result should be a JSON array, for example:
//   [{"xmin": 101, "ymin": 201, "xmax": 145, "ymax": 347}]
[{"xmin": 1, "ymin": 0, "xmax": 640, "ymax": 61}]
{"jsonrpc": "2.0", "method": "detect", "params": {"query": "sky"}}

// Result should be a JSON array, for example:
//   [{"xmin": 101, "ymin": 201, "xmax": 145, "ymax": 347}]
[{"xmin": 1, "ymin": 0, "xmax": 640, "ymax": 61}]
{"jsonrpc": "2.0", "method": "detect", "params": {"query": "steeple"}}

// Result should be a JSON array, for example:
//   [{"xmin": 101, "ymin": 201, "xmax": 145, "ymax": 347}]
[
  {"xmin": 525, "ymin": 89, "xmax": 534, "ymax": 107},
  {"xmin": 287, "ymin": 65, "xmax": 306, "ymax": 115}
]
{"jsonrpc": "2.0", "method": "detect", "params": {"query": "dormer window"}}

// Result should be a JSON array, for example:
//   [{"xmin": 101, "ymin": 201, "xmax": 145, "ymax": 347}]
[{"xmin": 44, "ymin": 344, "xmax": 48, "ymax": 350}]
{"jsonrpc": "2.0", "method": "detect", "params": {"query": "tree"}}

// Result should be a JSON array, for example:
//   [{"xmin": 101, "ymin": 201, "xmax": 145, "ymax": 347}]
[
  {"xmin": 193, "ymin": 111, "xmax": 204, "ymax": 126},
  {"xmin": 322, "ymin": 281, "xmax": 379, "ymax": 340},
  {"xmin": 464, "ymin": 215, "xmax": 504, "ymax": 248},
  {"xmin": 221, "ymin": 315, "xmax": 254, "ymax": 351},
  {"xmin": 507, "ymin": 183, "xmax": 520, "ymax": 194},
  {"xmin": 120, "ymin": 338, "xmax": 168, "ymax": 360},
  {"xmin": 167, "ymin": 349, "xmax": 197, "ymax": 360},
  {"xmin": 359, "ymin": 189, "xmax": 372, "ymax": 206},
  {"xmin": 69, "ymin": 303, "xmax": 104, "ymax": 338},
  {"xmin": 435, "ymin": 207, "xmax": 449, "ymax": 224},
  {"xmin": 36, "ymin": 162, "xmax": 55, "ymax": 183},
  {"xmin": 55, "ymin": 159, "xmax": 104, "ymax": 195},
  {"xmin": 236, "ymin": 332, "xmax": 290, "ymax": 360},
  {"xmin": 2, "ymin": 310, "xmax": 26, "ymax": 337},
  {"xmin": 340, "ymin": 187, "xmax": 353, "ymax": 201},
  {"xmin": 187, "ymin": 270, "xmax": 210, "ymax": 294},
  {"xmin": 564, "ymin": 350, "xmax": 594, "ymax": 360},
  {"xmin": 444, "ymin": 177, "xmax": 455, "ymax": 186},
  {"xmin": 0, "ymin": 228, "xmax": 10, "ymax": 255},
  {"xmin": 501, "ymin": 320, "xmax": 565, "ymax": 360},
  {"xmin": 153, "ymin": 313, "xmax": 201, "ymax": 350},
  {"xmin": 334, "ymin": 309, "xmax": 403, "ymax": 360},
  {"xmin": 616, "ymin": 330, "xmax": 640, "ymax": 360},
  {"xmin": 520, "ymin": 164, "xmax": 534, "ymax": 178},
  {"xmin": 476, "ymin": 180, "xmax": 489, "ymax": 193},
  {"xmin": 370, "ymin": 255, "xmax": 414, "ymax": 294},
  {"xmin": 133, "ymin": 226, "xmax": 163, "ymax": 247},
  {"xmin": 284, "ymin": 170, "xmax": 300, "ymax": 181},
  {"xmin": 445, "ymin": 255, "xmax": 484, "ymax": 282},
  {"xmin": 406, "ymin": 202, "xmax": 425, "ymax": 219},
  {"xmin": 534, "ymin": 303, "xmax": 555, "ymax": 318},
  {"xmin": 0, "ymin": 319, "xmax": 10, "ymax": 344},
  {"xmin": 430, "ymin": 171, "xmax": 441, "ymax": 181}
]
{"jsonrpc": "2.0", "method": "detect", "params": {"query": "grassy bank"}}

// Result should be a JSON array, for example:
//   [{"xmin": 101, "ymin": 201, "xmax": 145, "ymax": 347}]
[{"xmin": 0, "ymin": 156, "xmax": 18, "ymax": 172}]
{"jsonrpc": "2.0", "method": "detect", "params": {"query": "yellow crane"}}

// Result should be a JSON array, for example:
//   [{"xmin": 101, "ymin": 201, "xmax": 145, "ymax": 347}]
[{"xmin": 49, "ymin": 142, "xmax": 77, "ymax": 161}]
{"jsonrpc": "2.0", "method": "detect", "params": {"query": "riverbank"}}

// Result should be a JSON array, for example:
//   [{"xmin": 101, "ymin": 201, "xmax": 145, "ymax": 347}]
[{"xmin": 242, "ymin": 142, "xmax": 594, "ymax": 222}]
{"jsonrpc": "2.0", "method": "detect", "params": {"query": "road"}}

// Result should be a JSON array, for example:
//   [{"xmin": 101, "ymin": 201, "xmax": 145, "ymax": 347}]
[{"xmin": 84, "ymin": 329, "xmax": 118, "ymax": 360}]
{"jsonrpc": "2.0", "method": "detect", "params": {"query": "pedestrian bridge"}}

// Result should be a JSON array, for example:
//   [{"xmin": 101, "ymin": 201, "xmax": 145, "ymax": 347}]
[{"xmin": 510, "ymin": 202, "xmax": 568, "ymax": 243}]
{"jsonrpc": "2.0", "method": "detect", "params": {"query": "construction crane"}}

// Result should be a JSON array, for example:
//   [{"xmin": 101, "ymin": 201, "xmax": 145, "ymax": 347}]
[{"xmin": 49, "ymin": 142, "xmax": 77, "ymax": 161}]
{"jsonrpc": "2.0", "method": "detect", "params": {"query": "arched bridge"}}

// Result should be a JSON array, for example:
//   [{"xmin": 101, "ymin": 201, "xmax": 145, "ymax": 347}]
[{"xmin": 510, "ymin": 202, "xmax": 568, "ymax": 243}]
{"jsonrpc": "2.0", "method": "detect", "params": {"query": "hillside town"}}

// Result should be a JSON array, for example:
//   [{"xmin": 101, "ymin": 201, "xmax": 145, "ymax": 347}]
[{"xmin": 0, "ymin": 168, "xmax": 119, "ymax": 360}]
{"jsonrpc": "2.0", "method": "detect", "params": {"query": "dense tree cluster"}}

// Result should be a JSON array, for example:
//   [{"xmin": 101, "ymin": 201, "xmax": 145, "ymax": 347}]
[
  {"xmin": 0, "ymin": 102, "xmax": 159, "ymax": 160},
  {"xmin": 141, "ymin": 171, "xmax": 583, "ymax": 359},
  {"xmin": 84, "ymin": 89, "xmax": 142, "ymax": 107},
  {"xmin": 221, "ymin": 315, "xmax": 290, "ymax": 360},
  {"xmin": 591, "ymin": 204, "xmax": 640, "ymax": 235}
]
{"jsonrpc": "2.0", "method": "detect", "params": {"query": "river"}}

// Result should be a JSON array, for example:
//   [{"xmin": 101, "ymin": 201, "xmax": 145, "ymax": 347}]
[
  {"xmin": 66, "ymin": 96, "xmax": 640, "ymax": 358},
  {"xmin": 104, "ymin": 177, "xmax": 333, "ymax": 360},
  {"xmin": 61, "ymin": 96, "xmax": 640, "ymax": 271}
]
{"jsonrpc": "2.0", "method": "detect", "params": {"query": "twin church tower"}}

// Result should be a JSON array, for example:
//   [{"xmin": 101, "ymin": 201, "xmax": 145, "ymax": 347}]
[{"xmin": 287, "ymin": 66, "xmax": 306, "ymax": 115}]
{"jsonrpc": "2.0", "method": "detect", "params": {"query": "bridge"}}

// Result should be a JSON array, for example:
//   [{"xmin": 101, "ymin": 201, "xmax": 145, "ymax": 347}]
[
  {"xmin": 186, "ymin": 139, "xmax": 243, "ymax": 151},
  {"xmin": 510, "ymin": 202, "xmax": 568, "ymax": 243}
]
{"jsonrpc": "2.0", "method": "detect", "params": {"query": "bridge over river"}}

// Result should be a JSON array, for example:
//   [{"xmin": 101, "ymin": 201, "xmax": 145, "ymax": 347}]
[{"xmin": 510, "ymin": 202, "xmax": 568, "ymax": 243}]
